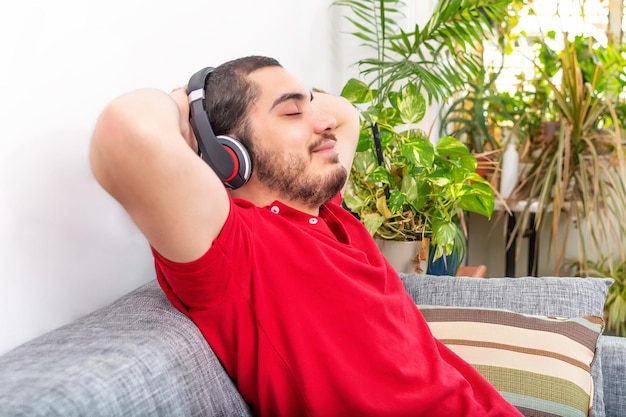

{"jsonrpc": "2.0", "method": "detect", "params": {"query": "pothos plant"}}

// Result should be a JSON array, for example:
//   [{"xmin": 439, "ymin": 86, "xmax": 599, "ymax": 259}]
[
  {"xmin": 332, "ymin": 0, "xmax": 509, "ymax": 262},
  {"xmin": 341, "ymin": 78, "xmax": 495, "ymax": 261}
]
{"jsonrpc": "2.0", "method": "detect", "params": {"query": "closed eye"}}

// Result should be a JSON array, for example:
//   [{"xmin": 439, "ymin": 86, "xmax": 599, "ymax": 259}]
[
  {"xmin": 271, "ymin": 90, "xmax": 312, "ymax": 117},
  {"xmin": 283, "ymin": 104, "xmax": 302, "ymax": 116}
]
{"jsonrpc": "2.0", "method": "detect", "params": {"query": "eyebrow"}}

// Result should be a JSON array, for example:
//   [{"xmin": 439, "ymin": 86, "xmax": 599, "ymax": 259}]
[{"xmin": 270, "ymin": 91, "xmax": 314, "ymax": 111}]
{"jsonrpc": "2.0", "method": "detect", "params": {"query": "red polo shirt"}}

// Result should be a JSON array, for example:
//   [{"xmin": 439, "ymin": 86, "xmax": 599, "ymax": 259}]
[{"xmin": 153, "ymin": 197, "xmax": 522, "ymax": 417}]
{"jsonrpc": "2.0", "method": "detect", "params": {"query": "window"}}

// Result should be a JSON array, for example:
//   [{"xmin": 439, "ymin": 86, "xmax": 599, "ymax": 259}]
[{"xmin": 483, "ymin": 0, "xmax": 612, "ymax": 93}]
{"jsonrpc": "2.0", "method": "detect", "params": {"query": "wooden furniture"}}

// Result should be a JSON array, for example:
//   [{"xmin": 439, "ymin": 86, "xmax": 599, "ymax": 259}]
[{"xmin": 456, "ymin": 265, "xmax": 487, "ymax": 278}]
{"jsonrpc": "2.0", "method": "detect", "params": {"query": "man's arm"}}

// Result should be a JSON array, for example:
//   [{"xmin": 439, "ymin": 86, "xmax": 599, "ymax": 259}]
[
  {"xmin": 312, "ymin": 92, "xmax": 360, "ymax": 178},
  {"xmin": 89, "ymin": 88, "xmax": 229, "ymax": 263}
]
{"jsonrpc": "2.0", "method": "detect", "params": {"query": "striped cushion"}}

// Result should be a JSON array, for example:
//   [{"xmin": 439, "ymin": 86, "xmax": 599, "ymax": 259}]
[{"xmin": 419, "ymin": 305, "xmax": 603, "ymax": 417}]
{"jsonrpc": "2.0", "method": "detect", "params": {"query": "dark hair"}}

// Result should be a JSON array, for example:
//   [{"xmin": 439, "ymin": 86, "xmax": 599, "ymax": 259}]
[{"xmin": 205, "ymin": 56, "xmax": 281, "ymax": 149}]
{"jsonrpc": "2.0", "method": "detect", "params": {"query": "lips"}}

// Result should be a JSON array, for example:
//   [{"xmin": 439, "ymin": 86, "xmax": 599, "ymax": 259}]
[
  {"xmin": 310, "ymin": 133, "xmax": 338, "ymax": 153},
  {"xmin": 312, "ymin": 141, "xmax": 336, "ymax": 153}
]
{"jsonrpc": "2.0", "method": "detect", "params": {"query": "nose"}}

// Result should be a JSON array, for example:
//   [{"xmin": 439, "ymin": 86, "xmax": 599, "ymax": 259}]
[{"xmin": 313, "ymin": 108, "xmax": 337, "ymax": 133}]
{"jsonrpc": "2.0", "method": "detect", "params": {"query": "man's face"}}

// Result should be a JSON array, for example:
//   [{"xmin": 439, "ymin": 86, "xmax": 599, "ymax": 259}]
[{"xmin": 243, "ymin": 67, "xmax": 347, "ymax": 207}]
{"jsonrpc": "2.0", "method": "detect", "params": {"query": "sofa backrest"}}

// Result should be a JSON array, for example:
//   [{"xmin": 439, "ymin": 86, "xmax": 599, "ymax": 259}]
[
  {"xmin": 401, "ymin": 273, "xmax": 612, "ymax": 318},
  {"xmin": 0, "ymin": 281, "xmax": 252, "ymax": 417}
]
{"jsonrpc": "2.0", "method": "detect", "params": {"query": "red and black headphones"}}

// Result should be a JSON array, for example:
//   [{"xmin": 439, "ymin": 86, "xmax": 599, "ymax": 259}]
[{"xmin": 187, "ymin": 67, "xmax": 252, "ymax": 189}]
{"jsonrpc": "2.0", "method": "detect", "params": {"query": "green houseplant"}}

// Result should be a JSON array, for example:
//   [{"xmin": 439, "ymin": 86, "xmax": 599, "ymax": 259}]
[
  {"xmin": 438, "ymin": 63, "xmax": 522, "ymax": 188},
  {"xmin": 341, "ymin": 79, "xmax": 494, "ymax": 262},
  {"xmin": 506, "ymin": 35, "xmax": 626, "ymax": 274},
  {"xmin": 439, "ymin": 66, "xmax": 518, "ymax": 154},
  {"xmin": 333, "ymin": 0, "xmax": 512, "ymax": 103},
  {"xmin": 333, "ymin": 0, "xmax": 509, "ymax": 268},
  {"xmin": 515, "ymin": 35, "xmax": 626, "ymax": 332}
]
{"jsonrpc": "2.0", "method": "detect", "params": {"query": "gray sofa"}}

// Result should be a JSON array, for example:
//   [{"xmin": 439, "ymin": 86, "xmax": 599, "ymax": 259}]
[{"xmin": 0, "ymin": 274, "xmax": 624, "ymax": 417}]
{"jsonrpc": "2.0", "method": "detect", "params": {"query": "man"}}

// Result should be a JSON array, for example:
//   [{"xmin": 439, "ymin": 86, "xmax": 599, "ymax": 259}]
[{"xmin": 90, "ymin": 56, "xmax": 522, "ymax": 416}]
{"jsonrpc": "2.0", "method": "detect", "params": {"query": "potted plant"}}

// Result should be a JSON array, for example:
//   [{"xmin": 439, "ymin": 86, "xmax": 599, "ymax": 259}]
[
  {"xmin": 333, "ymin": 0, "xmax": 508, "ymax": 272},
  {"xmin": 438, "ymin": 1, "xmax": 526, "ymax": 185},
  {"xmin": 439, "ymin": 64, "xmax": 521, "ymax": 185},
  {"xmin": 507, "ymin": 34, "xmax": 626, "ymax": 274},
  {"xmin": 438, "ymin": 37, "xmax": 523, "ymax": 153},
  {"xmin": 341, "ymin": 79, "xmax": 494, "ymax": 272}
]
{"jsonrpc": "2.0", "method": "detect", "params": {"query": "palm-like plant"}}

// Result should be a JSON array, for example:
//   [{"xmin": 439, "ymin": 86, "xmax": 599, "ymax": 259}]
[
  {"xmin": 510, "ymin": 36, "xmax": 626, "ymax": 273},
  {"xmin": 440, "ymin": 64, "xmax": 520, "ymax": 153},
  {"xmin": 334, "ymin": 0, "xmax": 512, "ymax": 103}
]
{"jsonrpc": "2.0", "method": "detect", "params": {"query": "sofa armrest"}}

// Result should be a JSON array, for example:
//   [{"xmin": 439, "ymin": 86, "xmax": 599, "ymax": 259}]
[
  {"xmin": 596, "ymin": 335, "xmax": 626, "ymax": 417},
  {"xmin": 0, "ymin": 281, "xmax": 252, "ymax": 417}
]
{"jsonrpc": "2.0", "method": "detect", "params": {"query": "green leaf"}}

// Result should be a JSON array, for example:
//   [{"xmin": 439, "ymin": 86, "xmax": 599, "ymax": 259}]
[
  {"xmin": 388, "ymin": 91, "xmax": 402, "ymax": 110},
  {"xmin": 400, "ymin": 170, "xmax": 419, "ymax": 201},
  {"xmin": 401, "ymin": 138, "xmax": 435, "ymax": 167},
  {"xmin": 351, "ymin": 150, "xmax": 370, "ymax": 174},
  {"xmin": 342, "ymin": 187, "xmax": 364, "ymax": 212},
  {"xmin": 456, "ymin": 182, "xmax": 495, "ymax": 218},
  {"xmin": 378, "ymin": 106, "xmax": 402, "ymax": 126},
  {"xmin": 411, "ymin": 181, "xmax": 431, "ymax": 211},
  {"xmin": 387, "ymin": 189, "xmax": 408, "ymax": 213},
  {"xmin": 459, "ymin": 154, "xmax": 478, "ymax": 172},
  {"xmin": 356, "ymin": 129, "xmax": 374, "ymax": 152},
  {"xmin": 365, "ymin": 165, "xmax": 394, "ymax": 184},
  {"xmin": 457, "ymin": 195, "xmax": 493, "ymax": 219},
  {"xmin": 435, "ymin": 136, "xmax": 470, "ymax": 158},
  {"xmin": 430, "ymin": 218, "xmax": 458, "ymax": 255},
  {"xmin": 398, "ymin": 84, "xmax": 426, "ymax": 124},
  {"xmin": 360, "ymin": 105, "xmax": 381, "ymax": 124},
  {"xmin": 362, "ymin": 213, "xmax": 386, "ymax": 236},
  {"xmin": 426, "ymin": 168, "xmax": 451, "ymax": 187},
  {"xmin": 377, "ymin": 126, "xmax": 396, "ymax": 148},
  {"xmin": 340, "ymin": 78, "xmax": 374, "ymax": 104}
]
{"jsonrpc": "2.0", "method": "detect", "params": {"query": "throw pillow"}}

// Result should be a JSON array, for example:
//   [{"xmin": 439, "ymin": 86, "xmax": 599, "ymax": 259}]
[{"xmin": 419, "ymin": 304, "xmax": 603, "ymax": 417}]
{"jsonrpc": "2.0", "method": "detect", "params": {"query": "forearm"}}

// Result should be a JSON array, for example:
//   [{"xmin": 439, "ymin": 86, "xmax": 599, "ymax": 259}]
[
  {"xmin": 89, "ymin": 88, "xmax": 229, "ymax": 262},
  {"xmin": 312, "ymin": 91, "xmax": 360, "ymax": 173}
]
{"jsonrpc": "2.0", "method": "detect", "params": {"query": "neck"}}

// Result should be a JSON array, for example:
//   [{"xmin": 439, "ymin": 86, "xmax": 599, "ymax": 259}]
[{"xmin": 230, "ymin": 179, "xmax": 321, "ymax": 216}]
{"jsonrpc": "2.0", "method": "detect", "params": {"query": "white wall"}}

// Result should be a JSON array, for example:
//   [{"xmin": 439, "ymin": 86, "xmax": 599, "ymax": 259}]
[{"xmin": 0, "ymin": 0, "xmax": 348, "ymax": 355}]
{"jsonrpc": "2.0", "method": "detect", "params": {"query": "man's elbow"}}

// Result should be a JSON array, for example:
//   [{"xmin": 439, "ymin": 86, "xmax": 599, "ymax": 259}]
[{"xmin": 88, "ymin": 94, "xmax": 146, "ymax": 195}]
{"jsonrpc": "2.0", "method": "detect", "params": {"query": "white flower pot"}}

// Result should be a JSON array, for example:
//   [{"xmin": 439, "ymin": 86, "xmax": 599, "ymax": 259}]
[{"xmin": 376, "ymin": 239, "xmax": 428, "ymax": 274}]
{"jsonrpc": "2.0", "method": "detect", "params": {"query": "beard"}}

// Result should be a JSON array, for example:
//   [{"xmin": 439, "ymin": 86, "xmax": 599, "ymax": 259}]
[{"xmin": 251, "ymin": 133, "xmax": 347, "ymax": 208}]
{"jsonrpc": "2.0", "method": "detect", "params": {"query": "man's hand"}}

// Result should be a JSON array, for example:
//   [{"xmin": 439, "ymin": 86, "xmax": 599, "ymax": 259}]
[{"xmin": 169, "ymin": 86, "xmax": 198, "ymax": 154}]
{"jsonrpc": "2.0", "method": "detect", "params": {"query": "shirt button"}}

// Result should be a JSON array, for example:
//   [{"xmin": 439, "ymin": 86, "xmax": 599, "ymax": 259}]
[
  {"xmin": 271, "ymin": 206, "xmax": 280, "ymax": 214},
  {"xmin": 309, "ymin": 218, "xmax": 318, "ymax": 225}
]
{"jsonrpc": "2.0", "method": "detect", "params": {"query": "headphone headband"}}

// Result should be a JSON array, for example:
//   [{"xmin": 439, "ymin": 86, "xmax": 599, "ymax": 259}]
[
  {"xmin": 187, "ymin": 67, "xmax": 251, "ymax": 189},
  {"xmin": 187, "ymin": 66, "xmax": 213, "ymax": 113}
]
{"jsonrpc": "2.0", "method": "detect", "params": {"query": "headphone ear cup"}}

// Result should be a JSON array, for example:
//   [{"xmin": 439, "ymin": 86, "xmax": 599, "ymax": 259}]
[{"xmin": 216, "ymin": 135, "xmax": 252, "ymax": 189}]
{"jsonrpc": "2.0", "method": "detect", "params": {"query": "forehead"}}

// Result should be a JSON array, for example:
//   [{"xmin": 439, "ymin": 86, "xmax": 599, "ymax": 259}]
[{"xmin": 247, "ymin": 66, "xmax": 310, "ymax": 110}]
